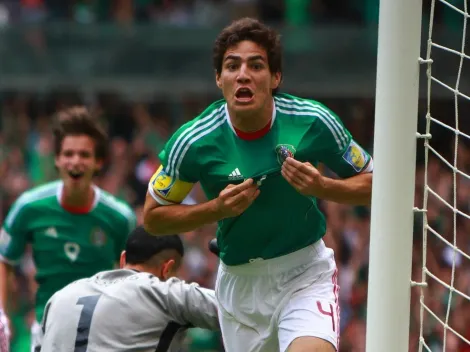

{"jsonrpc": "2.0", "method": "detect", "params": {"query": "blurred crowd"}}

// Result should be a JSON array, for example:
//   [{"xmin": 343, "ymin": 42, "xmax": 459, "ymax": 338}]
[
  {"xmin": 0, "ymin": 0, "xmax": 463, "ymax": 28},
  {"xmin": 1, "ymin": 90, "xmax": 470, "ymax": 351},
  {"xmin": 0, "ymin": 0, "xmax": 470, "ymax": 351}
]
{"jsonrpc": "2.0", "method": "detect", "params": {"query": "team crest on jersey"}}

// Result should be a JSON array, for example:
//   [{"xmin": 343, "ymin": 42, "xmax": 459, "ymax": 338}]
[
  {"xmin": 342, "ymin": 140, "xmax": 368, "ymax": 172},
  {"xmin": 151, "ymin": 168, "xmax": 175, "ymax": 197},
  {"xmin": 275, "ymin": 144, "xmax": 296, "ymax": 165},
  {"xmin": 90, "ymin": 227, "xmax": 107, "ymax": 246}
]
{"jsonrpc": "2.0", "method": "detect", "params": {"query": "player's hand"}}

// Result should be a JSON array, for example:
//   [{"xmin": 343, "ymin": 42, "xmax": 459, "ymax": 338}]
[
  {"xmin": 215, "ymin": 178, "xmax": 260, "ymax": 219},
  {"xmin": 281, "ymin": 157, "xmax": 326, "ymax": 197},
  {"xmin": 0, "ymin": 308, "xmax": 11, "ymax": 347}
]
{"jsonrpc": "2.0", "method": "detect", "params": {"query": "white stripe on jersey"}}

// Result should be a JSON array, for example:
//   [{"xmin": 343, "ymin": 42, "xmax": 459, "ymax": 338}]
[
  {"xmin": 174, "ymin": 115, "xmax": 227, "ymax": 178},
  {"xmin": 275, "ymin": 97, "xmax": 349, "ymax": 150},
  {"xmin": 4, "ymin": 181, "xmax": 60, "ymax": 228},
  {"xmin": 98, "ymin": 194, "xmax": 136, "ymax": 233},
  {"xmin": 167, "ymin": 105, "xmax": 225, "ymax": 177}
]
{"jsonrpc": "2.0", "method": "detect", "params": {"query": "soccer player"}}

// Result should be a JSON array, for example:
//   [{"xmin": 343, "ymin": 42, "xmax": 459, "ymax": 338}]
[
  {"xmin": 40, "ymin": 226, "xmax": 219, "ymax": 352},
  {"xmin": 0, "ymin": 107, "xmax": 136, "ymax": 352},
  {"xmin": 143, "ymin": 18, "xmax": 373, "ymax": 352}
]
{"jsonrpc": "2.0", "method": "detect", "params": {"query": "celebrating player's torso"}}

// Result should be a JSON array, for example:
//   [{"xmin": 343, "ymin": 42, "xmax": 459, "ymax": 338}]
[
  {"xmin": 0, "ymin": 180, "xmax": 135, "ymax": 321},
  {"xmin": 149, "ymin": 94, "xmax": 372, "ymax": 265}
]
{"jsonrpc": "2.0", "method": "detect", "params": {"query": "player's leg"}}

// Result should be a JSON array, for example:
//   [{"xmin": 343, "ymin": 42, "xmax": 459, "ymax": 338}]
[
  {"xmin": 286, "ymin": 337, "xmax": 335, "ymax": 352},
  {"xmin": 278, "ymin": 242, "xmax": 340, "ymax": 352},
  {"xmin": 218, "ymin": 306, "xmax": 268, "ymax": 352},
  {"xmin": 216, "ymin": 263, "xmax": 277, "ymax": 352}
]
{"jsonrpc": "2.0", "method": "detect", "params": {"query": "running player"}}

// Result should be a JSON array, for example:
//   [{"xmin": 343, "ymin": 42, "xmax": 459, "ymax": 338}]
[
  {"xmin": 0, "ymin": 107, "xmax": 136, "ymax": 352},
  {"xmin": 143, "ymin": 18, "xmax": 373, "ymax": 352},
  {"xmin": 40, "ymin": 226, "xmax": 219, "ymax": 352}
]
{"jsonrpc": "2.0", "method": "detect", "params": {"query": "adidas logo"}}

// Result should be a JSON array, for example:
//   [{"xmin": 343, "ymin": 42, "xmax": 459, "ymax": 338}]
[{"xmin": 228, "ymin": 168, "xmax": 244, "ymax": 180}]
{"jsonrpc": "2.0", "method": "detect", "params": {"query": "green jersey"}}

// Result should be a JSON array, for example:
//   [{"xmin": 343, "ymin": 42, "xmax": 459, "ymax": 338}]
[
  {"xmin": 0, "ymin": 180, "xmax": 136, "ymax": 321},
  {"xmin": 149, "ymin": 93, "xmax": 372, "ymax": 265}
]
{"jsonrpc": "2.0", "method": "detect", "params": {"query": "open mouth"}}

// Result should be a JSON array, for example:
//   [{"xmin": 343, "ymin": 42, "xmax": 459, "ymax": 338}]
[
  {"xmin": 68, "ymin": 170, "xmax": 85, "ymax": 180},
  {"xmin": 235, "ymin": 88, "xmax": 254, "ymax": 103}
]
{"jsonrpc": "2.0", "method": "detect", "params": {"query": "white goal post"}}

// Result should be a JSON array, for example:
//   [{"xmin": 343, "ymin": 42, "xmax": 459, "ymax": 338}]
[{"xmin": 365, "ymin": 0, "xmax": 424, "ymax": 351}]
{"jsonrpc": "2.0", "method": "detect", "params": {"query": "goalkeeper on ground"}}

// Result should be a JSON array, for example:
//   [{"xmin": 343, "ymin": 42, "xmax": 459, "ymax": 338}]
[{"xmin": 40, "ymin": 226, "xmax": 219, "ymax": 352}]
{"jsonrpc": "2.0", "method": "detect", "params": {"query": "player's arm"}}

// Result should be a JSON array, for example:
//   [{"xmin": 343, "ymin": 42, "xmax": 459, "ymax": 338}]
[
  {"xmin": 0, "ymin": 261, "xmax": 12, "ymax": 313},
  {"xmin": 282, "ymin": 104, "xmax": 373, "ymax": 205},
  {"xmin": 144, "ymin": 166, "xmax": 259, "ymax": 235},
  {"xmin": 0, "ymin": 199, "xmax": 30, "ymax": 324},
  {"xmin": 150, "ymin": 278, "xmax": 219, "ymax": 330},
  {"xmin": 283, "ymin": 158, "xmax": 372, "ymax": 205}
]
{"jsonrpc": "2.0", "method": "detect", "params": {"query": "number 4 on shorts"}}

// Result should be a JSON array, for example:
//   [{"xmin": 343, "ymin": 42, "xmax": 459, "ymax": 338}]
[{"xmin": 317, "ymin": 301, "xmax": 335, "ymax": 332}]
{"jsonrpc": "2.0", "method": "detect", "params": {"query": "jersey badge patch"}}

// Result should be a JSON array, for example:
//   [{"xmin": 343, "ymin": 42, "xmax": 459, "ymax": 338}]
[
  {"xmin": 275, "ymin": 144, "xmax": 296, "ymax": 165},
  {"xmin": 64, "ymin": 242, "xmax": 80, "ymax": 262},
  {"xmin": 151, "ymin": 168, "xmax": 175, "ymax": 197},
  {"xmin": 342, "ymin": 141, "xmax": 368, "ymax": 172}
]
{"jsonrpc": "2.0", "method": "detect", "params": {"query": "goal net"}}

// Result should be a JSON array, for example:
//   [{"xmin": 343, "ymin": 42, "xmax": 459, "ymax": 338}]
[{"xmin": 416, "ymin": 0, "xmax": 470, "ymax": 351}]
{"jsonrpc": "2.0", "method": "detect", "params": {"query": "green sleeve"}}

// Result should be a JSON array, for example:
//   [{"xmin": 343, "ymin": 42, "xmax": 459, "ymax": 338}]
[
  {"xmin": 0, "ymin": 197, "xmax": 30, "ymax": 264},
  {"xmin": 310, "ymin": 104, "xmax": 372, "ymax": 178},
  {"xmin": 158, "ymin": 122, "xmax": 202, "ymax": 184}
]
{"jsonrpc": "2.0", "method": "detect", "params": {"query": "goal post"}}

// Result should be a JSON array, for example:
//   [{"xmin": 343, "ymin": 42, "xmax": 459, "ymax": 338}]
[{"xmin": 365, "ymin": 0, "xmax": 424, "ymax": 351}]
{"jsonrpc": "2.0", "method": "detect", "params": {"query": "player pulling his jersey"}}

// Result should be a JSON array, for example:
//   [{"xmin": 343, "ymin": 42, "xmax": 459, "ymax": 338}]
[
  {"xmin": 143, "ymin": 18, "xmax": 373, "ymax": 352},
  {"xmin": 40, "ymin": 226, "xmax": 219, "ymax": 352},
  {"xmin": 0, "ymin": 107, "xmax": 136, "ymax": 352}
]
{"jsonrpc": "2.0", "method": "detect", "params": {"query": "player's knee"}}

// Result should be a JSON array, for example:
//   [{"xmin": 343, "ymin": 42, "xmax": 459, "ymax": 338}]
[{"xmin": 286, "ymin": 336, "xmax": 336, "ymax": 352}]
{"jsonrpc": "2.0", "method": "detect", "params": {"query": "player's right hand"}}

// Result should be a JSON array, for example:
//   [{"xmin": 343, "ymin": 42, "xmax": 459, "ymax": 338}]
[{"xmin": 214, "ymin": 178, "xmax": 260, "ymax": 219}]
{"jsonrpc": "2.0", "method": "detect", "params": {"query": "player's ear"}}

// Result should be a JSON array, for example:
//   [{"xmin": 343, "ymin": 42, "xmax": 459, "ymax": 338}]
[
  {"xmin": 119, "ymin": 251, "xmax": 126, "ymax": 269},
  {"xmin": 161, "ymin": 259, "xmax": 176, "ymax": 281},
  {"xmin": 215, "ymin": 70, "xmax": 222, "ymax": 89},
  {"xmin": 95, "ymin": 158, "xmax": 104, "ymax": 172},
  {"xmin": 271, "ymin": 72, "xmax": 281, "ymax": 90}
]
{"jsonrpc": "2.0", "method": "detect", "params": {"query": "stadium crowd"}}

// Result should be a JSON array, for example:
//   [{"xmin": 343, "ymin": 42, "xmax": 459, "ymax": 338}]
[
  {"xmin": 0, "ymin": 91, "xmax": 469, "ymax": 351},
  {"xmin": 0, "ymin": 0, "xmax": 469, "ymax": 351},
  {"xmin": 0, "ymin": 0, "xmax": 460, "ymax": 28}
]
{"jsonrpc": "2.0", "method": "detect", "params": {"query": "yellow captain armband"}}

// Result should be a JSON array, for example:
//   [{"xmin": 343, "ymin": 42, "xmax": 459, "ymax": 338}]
[{"xmin": 148, "ymin": 165, "xmax": 194, "ymax": 205}]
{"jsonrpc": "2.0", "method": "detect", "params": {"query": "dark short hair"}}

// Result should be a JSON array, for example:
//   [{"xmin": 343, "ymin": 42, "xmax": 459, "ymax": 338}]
[
  {"xmin": 125, "ymin": 226, "xmax": 184, "ymax": 265},
  {"xmin": 52, "ymin": 106, "xmax": 108, "ymax": 160},
  {"xmin": 213, "ymin": 17, "xmax": 283, "ymax": 93}
]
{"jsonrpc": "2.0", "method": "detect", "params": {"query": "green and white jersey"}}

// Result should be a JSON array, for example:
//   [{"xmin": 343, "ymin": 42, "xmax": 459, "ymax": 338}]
[
  {"xmin": 149, "ymin": 93, "xmax": 372, "ymax": 266},
  {"xmin": 0, "ymin": 180, "xmax": 136, "ymax": 322}
]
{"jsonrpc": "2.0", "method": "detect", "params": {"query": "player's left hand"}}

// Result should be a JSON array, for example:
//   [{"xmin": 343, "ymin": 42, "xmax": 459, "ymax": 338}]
[{"xmin": 281, "ymin": 157, "xmax": 326, "ymax": 197}]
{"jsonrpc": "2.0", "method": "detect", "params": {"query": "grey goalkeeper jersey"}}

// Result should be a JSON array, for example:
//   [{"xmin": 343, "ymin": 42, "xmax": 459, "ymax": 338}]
[{"xmin": 40, "ymin": 269, "xmax": 219, "ymax": 352}]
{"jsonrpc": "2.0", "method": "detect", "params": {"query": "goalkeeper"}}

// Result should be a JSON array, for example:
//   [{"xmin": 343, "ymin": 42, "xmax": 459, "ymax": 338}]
[
  {"xmin": 0, "ymin": 107, "xmax": 135, "ymax": 352},
  {"xmin": 40, "ymin": 226, "xmax": 219, "ymax": 351},
  {"xmin": 143, "ymin": 18, "xmax": 373, "ymax": 352}
]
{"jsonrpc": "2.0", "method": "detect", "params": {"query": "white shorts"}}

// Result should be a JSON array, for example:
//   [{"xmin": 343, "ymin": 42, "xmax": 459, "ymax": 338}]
[
  {"xmin": 215, "ymin": 240, "xmax": 340, "ymax": 352},
  {"xmin": 30, "ymin": 320, "xmax": 43, "ymax": 352}
]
